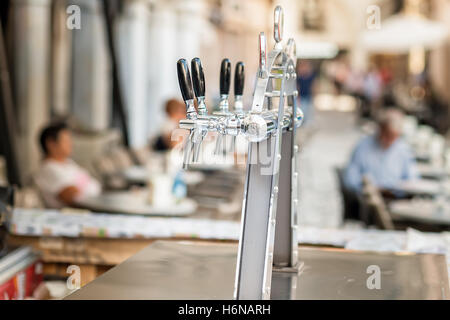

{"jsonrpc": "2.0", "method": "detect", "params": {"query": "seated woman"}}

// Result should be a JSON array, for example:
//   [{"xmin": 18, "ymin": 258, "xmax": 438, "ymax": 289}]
[
  {"xmin": 35, "ymin": 122, "xmax": 101, "ymax": 208},
  {"xmin": 153, "ymin": 99, "xmax": 187, "ymax": 152}
]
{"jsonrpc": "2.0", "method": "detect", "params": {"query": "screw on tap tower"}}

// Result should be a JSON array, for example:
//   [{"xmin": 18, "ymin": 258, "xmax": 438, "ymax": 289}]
[{"xmin": 176, "ymin": 5, "xmax": 303, "ymax": 300}]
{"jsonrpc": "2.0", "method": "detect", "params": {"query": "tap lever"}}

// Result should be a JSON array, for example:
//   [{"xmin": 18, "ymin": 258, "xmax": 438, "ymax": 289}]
[
  {"xmin": 191, "ymin": 58, "xmax": 208, "ymax": 116},
  {"xmin": 234, "ymin": 62, "xmax": 245, "ymax": 113},
  {"xmin": 220, "ymin": 59, "xmax": 232, "ymax": 97},
  {"xmin": 191, "ymin": 58, "xmax": 207, "ymax": 116},
  {"xmin": 177, "ymin": 59, "xmax": 194, "ymax": 101},
  {"xmin": 177, "ymin": 59, "xmax": 197, "ymax": 120},
  {"xmin": 234, "ymin": 62, "xmax": 245, "ymax": 97},
  {"xmin": 217, "ymin": 58, "xmax": 231, "ymax": 114},
  {"xmin": 191, "ymin": 58, "xmax": 206, "ymax": 98}
]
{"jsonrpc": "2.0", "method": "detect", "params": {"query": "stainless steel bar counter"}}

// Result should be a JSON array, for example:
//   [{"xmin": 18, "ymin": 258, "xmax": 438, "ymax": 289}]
[{"xmin": 67, "ymin": 241, "xmax": 450, "ymax": 300}]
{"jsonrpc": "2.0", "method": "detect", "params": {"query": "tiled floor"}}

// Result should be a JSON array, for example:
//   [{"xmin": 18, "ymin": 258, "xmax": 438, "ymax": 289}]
[{"xmin": 297, "ymin": 110, "xmax": 364, "ymax": 228}]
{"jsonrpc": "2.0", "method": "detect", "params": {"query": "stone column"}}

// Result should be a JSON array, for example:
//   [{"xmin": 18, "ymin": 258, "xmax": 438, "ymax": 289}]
[
  {"xmin": 146, "ymin": 0, "xmax": 178, "ymax": 137},
  {"xmin": 176, "ymin": 0, "xmax": 206, "ymax": 61},
  {"xmin": 117, "ymin": 0, "xmax": 150, "ymax": 148},
  {"xmin": 51, "ymin": 0, "xmax": 72, "ymax": 117},
  {"xmin": 70, "ymin": 0, "xmax": 111, "ymax": 132},
  {"xmin": 12, "ymin": 0, "xmax": 51, "ymax": 181}
]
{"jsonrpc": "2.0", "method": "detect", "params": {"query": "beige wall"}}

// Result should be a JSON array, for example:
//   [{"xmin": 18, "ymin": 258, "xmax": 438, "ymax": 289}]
[
  {"xmin": 200, "ymin": 0, "xmax": 271, "ymax": 107},
  {"xmin": 429, "ymin": 0, "xmax": 450, "ymax": 102}
]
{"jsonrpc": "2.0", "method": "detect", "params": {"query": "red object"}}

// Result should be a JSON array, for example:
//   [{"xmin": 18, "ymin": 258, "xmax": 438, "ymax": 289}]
[{"xmin": 0, "ymin": 260, "xmax": 43, "ymax": 300}]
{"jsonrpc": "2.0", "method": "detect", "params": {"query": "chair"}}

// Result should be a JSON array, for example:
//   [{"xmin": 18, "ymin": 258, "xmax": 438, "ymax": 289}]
[
  {"xmin": 109, "ymin": 146, "xmax": 135, "ymax": 170},
  {"xmin": 335, "ymin": 167, "xmax": 361, "ymax": 222},
  {"xmin": 361, "ymin": 176, "xmax": 395, "ymax": 230},
  {"xmin": 130, "ymin": 147, "xmax": 151, "ymax": 166},
  {"xmin": 0, "ymin": 186, "xmax": 13, "ymax": 256},
  {"xmin": 93, "ymin": 154, "xmax": 128, "ymax": 191}
]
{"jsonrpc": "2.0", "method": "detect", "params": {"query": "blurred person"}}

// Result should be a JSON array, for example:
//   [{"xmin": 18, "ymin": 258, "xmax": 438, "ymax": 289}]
[
  {"xmin": 363, "ymin": 65, "xmax": 383, "ymax": 108},
  {"xmin": 379, "ymin": 62, "xmax": 393, "ymax": 87},
  {"xmin": 345, "ymin": 69, "xmax": 371, "ymax": 120},
  {"xmin": 35, "ymin": 122, "xmax": 101, "ymax": 208},
  {"xmin": 325, "ymin": 53, "xmax": 351, "ymax": 95},
  {"xmin": 423, "ymin": 78, "xmax": 450, "ymax": 134},
  {"xmin": 344, "ymin": 108, "xmax": 418, "ymax": 194},
  {"xmin": 153, "ymin": 99, "xmax": 187, "ymax": 152},
  {"xmin": 297, "ymin": 60, "xmax": 317, "ymax": 125}
]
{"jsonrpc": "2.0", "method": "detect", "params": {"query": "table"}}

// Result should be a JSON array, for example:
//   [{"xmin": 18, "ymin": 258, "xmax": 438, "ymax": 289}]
[
  {"xmin": 122, "ymin": 166, "xmax": 205, "ymax": 186},
  {"xmin": 67, "ymin": 240, "xmax": 450, "ymax": 300},
  {"xmin": 417, "ymin": 163, "xmax": 447, "ymax": 180},
  {"xmin": 74, "ymin": 189, "xmax": 197, "ymax": 217},
  {"xmin": 7, "ymin": 207, "xmax": 242, "ymax": 287},
  {"xmin": 392, "ymin": 179, "xmax": 450, "ymax": 197},
  {"xmin": 188, "ymin": 163, "xmax": 234, "ymax": 171},
  {"xmin": 9, "ymin": 207, "xmax": 450, "ymax": 292},
  {"xmin": 389, "ymin": 199, "xmax": 450, "ymax": 226},
  {"xmin": 415, "ymin": 151, "xmax": 431, "ymax": 163}
]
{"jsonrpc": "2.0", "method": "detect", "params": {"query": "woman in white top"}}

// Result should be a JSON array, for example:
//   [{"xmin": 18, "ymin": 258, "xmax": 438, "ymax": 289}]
[{"xmin": 35, "ymin": 122, "xmax": 101, "ymax": 209}]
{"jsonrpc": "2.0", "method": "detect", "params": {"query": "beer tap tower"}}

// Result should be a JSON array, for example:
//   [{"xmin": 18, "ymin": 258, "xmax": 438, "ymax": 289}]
[{"xmin": 176, "ymin": 6, "xmax": 303, "ymax": 300}]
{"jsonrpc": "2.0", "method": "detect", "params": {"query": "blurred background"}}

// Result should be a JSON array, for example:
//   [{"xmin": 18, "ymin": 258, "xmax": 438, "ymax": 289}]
[{"xmin": 0, "ymin": 0, "xmax": 450, "ymax": 299}]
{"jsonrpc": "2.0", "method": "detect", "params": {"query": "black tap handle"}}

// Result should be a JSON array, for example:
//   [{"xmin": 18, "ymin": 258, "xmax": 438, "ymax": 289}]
[
  {"xmin": 220, "ymin": 58, "xmax": 231, "ymax": 96},
  {"xmin": 234, "ymin": 62, "xmax": 245, "ymax": 96},
  {"xmin": 177, "ymin": 59, "xmax": 194, "ymax": 102},
  {"xmin": 191, "ymin": 58, "xmax": 205, "ymax": 98}
]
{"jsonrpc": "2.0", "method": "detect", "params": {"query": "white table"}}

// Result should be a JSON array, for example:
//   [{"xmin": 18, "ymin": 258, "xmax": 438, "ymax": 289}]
[
  {"xmin": 414, "ymin": 151, "xmax": 431, "ymax": 163},
  {"xmin": 121, "ymin": 166, "xmax": 205, "ymax": 185},
  {"xmin": 417, "ymin": 163, "xmax": 447, "ymax": 180},
  {"xmin": 75, "ymin": 189, "xmax": 198, "ymax": 217},
  {"xmin": 392, "ymin": 179, "xmax": 450, "ymax": 196},
  {"xmin": 389, "ymin": 199, "xmax": 450, "ymax": 226}
]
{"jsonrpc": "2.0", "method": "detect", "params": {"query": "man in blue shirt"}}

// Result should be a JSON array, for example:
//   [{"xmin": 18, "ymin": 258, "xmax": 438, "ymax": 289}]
[{"xmin": 344, "ymin": 108, "xmax": 419, "ymax": 194}]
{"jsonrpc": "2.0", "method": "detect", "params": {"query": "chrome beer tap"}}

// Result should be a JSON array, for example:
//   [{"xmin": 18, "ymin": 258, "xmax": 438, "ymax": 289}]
[
  {"xmin": 214, "ymin": 59, "xmax": 233, "ymax": 156},
  {"xmin": 190, "ymin": 57, "xmax": 209, "ymax": 162},
  {"xmin": 218, "ymin": 58, "xmax": 232, "ymax": 114},
  {"xmin": 231, "ymin": 62, "xmax": 245, "ymax": 155},
  {"xmin": 176, "ymin": 59, "xmax": 199, "ymax": 169},
  {"xmin": 177, "ymin": 6, "xmax": 304, "ymax": 300}
]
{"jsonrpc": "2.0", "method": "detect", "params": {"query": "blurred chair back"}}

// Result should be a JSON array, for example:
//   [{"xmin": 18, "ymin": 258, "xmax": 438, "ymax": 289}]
[
  {"xmin": 130, "ymin": 147, "xmax": 151, "ymax": 166},
  {"xmin": 0, "ymin": 186, "xmax": 13, "ymax": 255},
  {"xmin": 402, "ymin": 115, "xmax": 418, "ymax": 145},
  {"xmin": 335, "ymin": 167, "xmax": 360, "ymax": 222},
  {"xmin": 110, "ymin": 146, "xmax": 134, "ymax": 170},
  {"xmin": 361, "ymin": 176, "xmax": 394, "ymax": 230},
  {"xmin": 92, "ymin": 145, "xmax": 142, "ymax": 190},
  {"xmin": 429, "ymin": 134, "xmax": 445, "ymax": 165},
  {"xmin": 0, "ymin": 186, "xmax": 14, "ymax": 210},
  {"xmin": 27, "ymin": 176, "xmax": 50, "ymax": 209},
  {"xmin": 414, "ymin": 125, "xmax": 434, "ymax": 156}
]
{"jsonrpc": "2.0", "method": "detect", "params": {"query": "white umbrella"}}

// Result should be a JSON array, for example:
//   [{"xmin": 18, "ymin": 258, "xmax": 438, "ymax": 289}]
[
  {"xmin": 295, "ymin": 39, "xmax": 339, "ymax": 59},
  {"xmin": 361, "ymin": 14, "xmax": 448, "ymax": 53}
]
